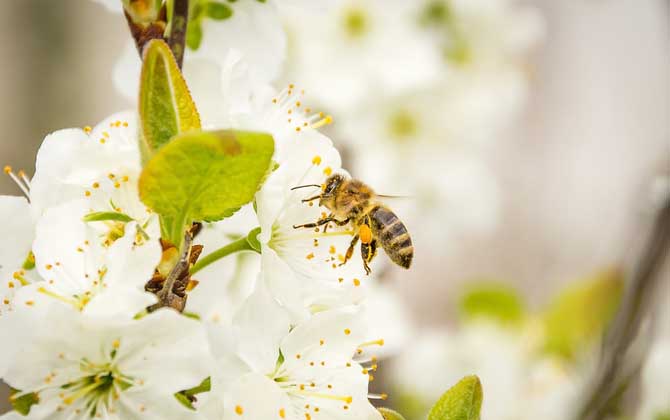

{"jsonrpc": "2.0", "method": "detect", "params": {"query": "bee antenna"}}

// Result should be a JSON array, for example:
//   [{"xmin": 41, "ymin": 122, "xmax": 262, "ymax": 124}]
[{"xmin": 290, "ymin": 184, "xmax": 321, "ymax": 191}]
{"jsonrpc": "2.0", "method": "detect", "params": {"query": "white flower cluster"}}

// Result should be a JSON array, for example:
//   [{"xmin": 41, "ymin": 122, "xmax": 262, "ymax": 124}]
[
  {"xmin": 0, "ymin": 95, "xmax": 387, "ymax": 420},
  {"xmin": 1, "ymin": 0, "xmax": 546, "ymax": 418},
  {"xmin": 0, "ymin": 5, "xmax": 396, "ymax": 420}
]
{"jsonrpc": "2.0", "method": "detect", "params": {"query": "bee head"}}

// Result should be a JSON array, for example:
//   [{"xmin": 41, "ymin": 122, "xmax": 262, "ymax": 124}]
[
  {"xmin": 319, "ymin": 174, "xmax": 345, "ymax": 208},
  {"xmin": 322, "ymin": 174, "xmax": 344, "ymax": 195}
]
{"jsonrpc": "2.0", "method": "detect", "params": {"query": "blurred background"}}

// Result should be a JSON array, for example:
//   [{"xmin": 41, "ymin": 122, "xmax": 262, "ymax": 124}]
[{"xmin": 1, "ymin": 0, "xmax": 668, "ymax": 418}]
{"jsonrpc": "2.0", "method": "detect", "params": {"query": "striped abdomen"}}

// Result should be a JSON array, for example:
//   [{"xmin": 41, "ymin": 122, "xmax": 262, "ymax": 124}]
[{"xmin": 370, "ymin": 205, "xmax": 413, "ymax": 269}]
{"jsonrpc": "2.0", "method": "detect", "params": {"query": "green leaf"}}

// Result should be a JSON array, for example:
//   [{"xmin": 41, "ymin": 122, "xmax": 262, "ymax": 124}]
[
  {"xmin": 139, "ymin": 130, "xmax": 274, "ymax": 246},
  {"xmin": 655, "ymin": 410, "xmax": 670, "ymax": 420},
  {"xmin": 428, "ymin": 375, "xmax": 483, "ymax": 420},
  {"xmin": 182, "ymin": 311, "xmax": 201, "ymax": 320},
  {"xmin": 186, "ymin": 18, "xmax": 203, "ymax": 50},
  {"xmin": 459, "ymin": 282, "xmax": 526, "ymax": 326},
  {"xmin": 10, "ymin": 389, "xmax": 39, "ymax": 415},
  {"xmin": 139, "ymin": 39, "xmax": 201, "ymax": 163},
  {"xmin": 542, "ymin": 268, "xmax": 624, "ymax": 360},
  {"xmin": 82, "ymin": 211, "xmax": 134, "ymax": 223},
  {"xmin": 394, "ymin": 389, "xmax": 431, "ymax": 420},
  {"xmin": 174, "ymin": 377, "xmax": 211, "ymax": 410},
  {"xmin": 205, "ymin": 2, "xmax": 233, "ymax": 20},
  {"xmin": 378, "ymin": 407, "xmax": 407, "ymax": 420},
  {"xmin": 22, "ymin": 251, "xmax": 35, "ymax": 270},
  {"xmin": 246, "ymin": 226, "xmax": 262, "ymax": 252},
  {"xmin": 174, "ymin": 392, "xmax": 195, "ymax": 410},
  {"xmin": 184, "ymin": 377, "xmax": 212, "ymax": 396}
]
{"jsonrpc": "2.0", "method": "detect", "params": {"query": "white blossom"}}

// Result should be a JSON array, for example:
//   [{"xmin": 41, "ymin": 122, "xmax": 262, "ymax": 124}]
[
  {"xmin": 30, "ymin": 111, "xmax": 154, "ymax": 239},
  {"xmin": 203, "ymin": 285, "xmax": 383, "ymax": 420},
  {"xmin": 242, "ymin": 88, "xmax": 370, "ymax": 320},
  {"xmin": 0, "ymin": 196, "xmax": 37, "ymax": 316},
  {"xmin": 0, "ymin": 304, "xmax": 210, "ymax": 420},
  {"xmin": 282, "ymin": 0, "xmax": 442, "ymax": 113},
  {"xmin": 14, "ymin": 199, "xmax": 160, "ymax": 318}
]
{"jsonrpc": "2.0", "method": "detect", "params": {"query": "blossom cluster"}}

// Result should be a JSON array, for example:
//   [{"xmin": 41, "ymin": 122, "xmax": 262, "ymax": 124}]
[
  {"xmin": 0, "ymin": 90, "xmax": 385, "ymax": 420},
  {"xmin": 0, "ymin": 4, "xmax": 401, "ymax": 420},
  {"xmin": 1, "ymin": 0, "xmax": 547, "ymax": 419}
]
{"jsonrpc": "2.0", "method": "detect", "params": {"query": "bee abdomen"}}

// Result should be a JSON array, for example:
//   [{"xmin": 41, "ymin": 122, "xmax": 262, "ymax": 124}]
[{"xmin": 370, "ymin": 206, "xmax": 413, "ymax": 269}]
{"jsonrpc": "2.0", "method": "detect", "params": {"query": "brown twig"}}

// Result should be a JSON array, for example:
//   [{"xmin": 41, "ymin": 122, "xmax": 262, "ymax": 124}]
[
  {"xmin": 123, "ymin": 1, "xmax": 189, "ymax": 68},
  {"xmin": 577, "ymin": 195, "xmax": 670, "ymax": 420},
  {"xmin": 167, "ymin": 0, "xmax": 189, "ymax": 68},
  {"xmin": 124, "ymin": 7, "xmax": 167, "ymax": 56}
]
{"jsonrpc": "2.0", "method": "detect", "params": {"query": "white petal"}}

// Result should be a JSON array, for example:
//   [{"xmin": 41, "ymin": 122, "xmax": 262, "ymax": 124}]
[
  {"xmin": 232, "ymin": 282, "xmax": 290, "ymax": 374},
  {"xmin": 30, "ymin": 111, "xmax": 139, "ymax": 217},
  {"xmin": 32, "ymin": 200, "xmax": 97, "ymax": 295},
  {"xmin": 281, "ymin": 306, "xmax": 366, "ymax": 368},
  {"xmin": 194, "ymin": 1, "xmax": 285, "ymax": 85},
  {"xmin": 84, "ymin": 222, "xmax": 161, "ymax": 318},
  {"xmin": 0, "ymin": 196, "xmax": 33, "ymax": 266},
  {"xmin": 261, "ymin": 246, "xmax": 310, "ymax": 321},
  {"xmin": 112, "ymin": 41, "xmax": 141, "ymax": 101},
  {"xmin": 222, "ymin": 373, "xmax": 291, "ymax": 420}
]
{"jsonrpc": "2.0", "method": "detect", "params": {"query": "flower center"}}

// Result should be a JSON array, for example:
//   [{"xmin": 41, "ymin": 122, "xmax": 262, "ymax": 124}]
[
  {"xmin": 13, "ymin": 341, "xmax": 140, "ymax": 418},
  {"xmin": 387, "ymin": 109, "xmax": 418, "ymax": 141},
  {"xmin": 58, "ymin": 356, "xmax": 135, "ymax": 417},
  {"xmin": 343, "ymin": 8, "xmax": 368, "ymax": 38}
]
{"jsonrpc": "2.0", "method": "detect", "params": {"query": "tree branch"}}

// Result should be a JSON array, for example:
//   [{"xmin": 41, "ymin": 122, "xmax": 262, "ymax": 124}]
[
  {"xmin": 577, "ymin": 195, "xmax": 670, "ymax": 420},
  {"xmin": 123, "ymin": 3, "xmax": 167, "ymax": 56},
  {"xmin": 168, "ymin": 0, "xmax": 189, "ymax": 69}
]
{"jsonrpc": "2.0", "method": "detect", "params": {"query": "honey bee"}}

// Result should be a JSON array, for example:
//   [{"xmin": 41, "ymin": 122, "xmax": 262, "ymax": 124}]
[{"xmin": 292, "ymin": 174, "xmax": 413, "ymax": 275}]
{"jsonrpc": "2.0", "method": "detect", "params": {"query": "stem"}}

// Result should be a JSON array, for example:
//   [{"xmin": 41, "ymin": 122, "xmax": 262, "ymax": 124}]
[
  {"xmin": 168, "ymin": 0, "xmax": 189, "ymax": 69},
  {"xmin": 577, "ymin": 195, "xmax": 670, "ymax": 420},
  {"xmin": 124, "ymin": 11, "xmax": 167, "ymax": 56},
  {"xmin": 190, "ymin": 236, "xmax": 257, "ymax": 275}
]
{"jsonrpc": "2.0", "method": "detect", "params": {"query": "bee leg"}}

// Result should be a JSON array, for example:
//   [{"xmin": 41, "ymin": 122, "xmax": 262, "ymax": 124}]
[
  {"xmin": 339, "ymin": 234, "xmax": 359, "ymax": 267},
  {"xmin": 361, "ymin": 239, "xmax": 378, "ymax": 276},
  {"xmin": 324, "ymin": 216, "xmax": 350, "ymax": 233},
  {"xmin": 301, "ymin": 195, "xmax": 322, "ymax": 203},
  {"xmin": 294, "ymin": 216, "xmax": 350, "ymax": 230},
  {"xmin": 293, "ymin": 216, "xmax": 335, "ymax": 229}
]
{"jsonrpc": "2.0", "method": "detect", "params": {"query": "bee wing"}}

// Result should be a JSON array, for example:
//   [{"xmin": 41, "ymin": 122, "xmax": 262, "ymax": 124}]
[{"xmin": 376, "ymin": 194, "xmax": 412, "ymax": 202}]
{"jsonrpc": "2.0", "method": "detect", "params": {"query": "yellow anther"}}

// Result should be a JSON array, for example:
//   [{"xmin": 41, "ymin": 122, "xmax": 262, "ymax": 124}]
[
  {"xmin": 3, "ymin": 165, "xmax": 12, "ymax": 174},
  {"xmin": 312, "ymin": 156, "xmax": 322, "ymax": 165}
]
